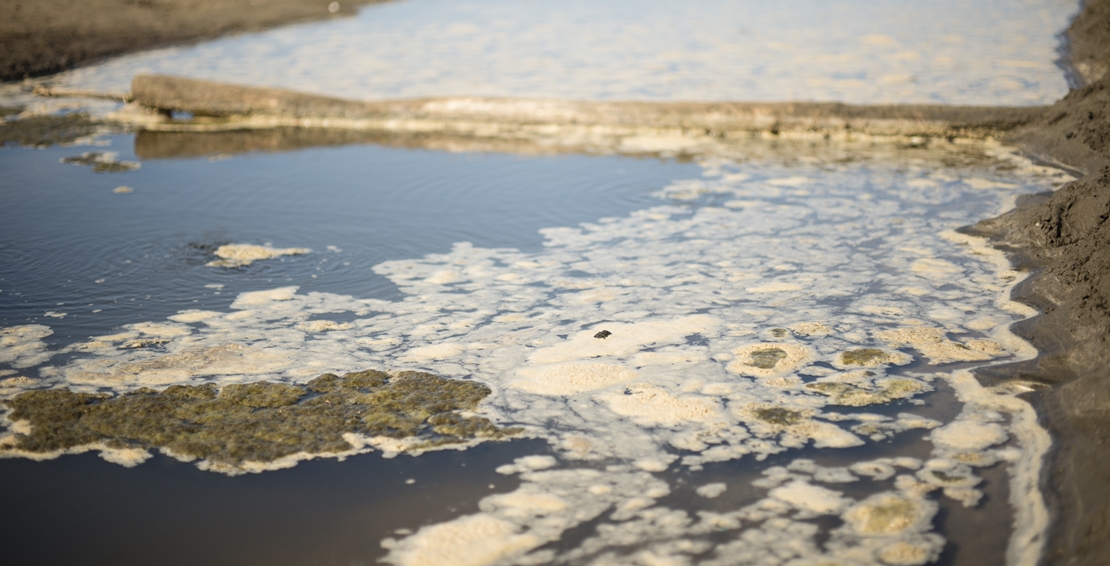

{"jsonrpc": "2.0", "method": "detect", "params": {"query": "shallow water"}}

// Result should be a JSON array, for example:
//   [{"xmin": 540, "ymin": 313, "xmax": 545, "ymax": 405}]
[
  {"xmin": 25, "ymin": 0, "xmax": 1077, "ymax": 105},
  {"xmin": 0, "ymin": 439, "xmax": 550, "ymax": 566},
  {"xmin": 0, "ymin": 131, "xmax": 1071, "ymax": 565},
  {"xmin": 0, "ymin": 1, "xmax": 1084, "ymax": 563},
  {"xmin": 0, "ymin": 137, "xmax": 690, "ymax": 346}
]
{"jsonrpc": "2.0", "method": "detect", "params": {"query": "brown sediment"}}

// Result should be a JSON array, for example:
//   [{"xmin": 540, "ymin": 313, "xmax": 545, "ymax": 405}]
[
  {"xmin": 124, "ymin": 74, "xmax": 1046, "ymax": 143},
  {"xmin": 131, "ymin": 127, "xmax": 625, "ymax": 160},
  {"xmin": 133, "ymin": 128, "xmax": 422, "ymax": 160},
  {"xmin": 0, "ymin": 1, "xmax": 392, "ymax": 83},
  {"xmin": 130, "ymin": 125, "xmax": 1013, "ymax": 163},
  {"xmin": 962, "ymin": 1, "xmax": 1110, "ymax": 564}
]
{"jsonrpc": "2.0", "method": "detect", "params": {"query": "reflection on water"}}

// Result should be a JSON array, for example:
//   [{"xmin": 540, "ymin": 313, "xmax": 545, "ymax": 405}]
[
  {"xmin": 0, "ymin": 440, "xmax": 550, "ymax": 566},
  {"xmin": 0, "ymin": 130, "xmax": 1071, "ymax": 564},
  {"xmin": 39, "ymin": 0, "xmax": 1075, "ymax": 105},
  {"xmin": 0, "ymin": 135, "xmax": 687, "ymax": 344}
]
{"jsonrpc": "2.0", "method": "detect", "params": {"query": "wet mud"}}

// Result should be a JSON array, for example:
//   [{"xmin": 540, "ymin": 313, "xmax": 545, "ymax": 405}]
[
  {"xmin": 124, "ymin": 74, "xmax": 1046, "ymax": 143},
  {"xmin": 967, "ymin": 0, "xmax": 1110, "ymax": 563}
]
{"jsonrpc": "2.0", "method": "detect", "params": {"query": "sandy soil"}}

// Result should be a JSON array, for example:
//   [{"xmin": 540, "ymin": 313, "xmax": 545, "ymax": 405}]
[{"xmin": 0, "ymin": 0, "xmax": 388, "ymax": 83}]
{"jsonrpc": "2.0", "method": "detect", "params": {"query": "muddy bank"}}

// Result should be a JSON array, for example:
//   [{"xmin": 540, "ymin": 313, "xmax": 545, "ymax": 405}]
[
  {"xmin": 124, "ymin": 74, "xmax": 1045, "ymax": 142},
  {"xmin": 967, "ymin": 1, "xmax": 1110, "ymax": 564},
  {"xmin": 0, "ymin": 0, "xmax": 389, "ymax": 83}
]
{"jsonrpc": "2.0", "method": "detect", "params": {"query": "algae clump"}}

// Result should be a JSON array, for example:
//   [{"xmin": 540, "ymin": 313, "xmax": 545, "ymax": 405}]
[
  {"xmin": 754, "ymin": 407, "xmax": 805, "ymax": 426},
  {"xmin": 930, "ymin": 470, "xmax": 962, "ymax": 483},
  {"xmin": 839, "ymin": 348, "xmax": 891, "ymax": 366},
  {"xmin": 848, "ymin": 496, "xmax": 920, "ymax": 535},
  {"xmin": 3, "ymin": 369, "xmax": 521, "ymax": 468},
  {"xmin": 746, "ymin": 348, "xmax": 788, "ymax": 369},
  {"xmin": 805, "ymin": 378, "xmax": 929, "ymax": 407}
]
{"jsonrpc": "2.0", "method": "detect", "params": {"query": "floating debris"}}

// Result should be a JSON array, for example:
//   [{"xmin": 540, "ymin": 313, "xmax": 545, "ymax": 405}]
[
  {"xmin": 206, "ymin": 244, "xmax": 311, "ymax": 268},
  {"xmin": 60, "ymin": 151, "xmax": 140, "ymax": 173},
  {"xmin": 696, "ymin": 482, "xmax": 728, "ymax": 498},
  {"xmin": 728, "ymin": 343, "xmax": 811, "ymax": 377},
  {"xmin": 0, "ymin": 325, "xmax": 54, "ymax": 369}
]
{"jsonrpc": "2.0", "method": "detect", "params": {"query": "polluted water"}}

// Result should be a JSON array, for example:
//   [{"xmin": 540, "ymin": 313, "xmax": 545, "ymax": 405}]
[
  {"xmin": 0, "ymin": 132, "xmax": 1073, "ymax": 566},
  {"xmin": 0, "ymin": 1, "xmax": 1085, "ymax": 565}
]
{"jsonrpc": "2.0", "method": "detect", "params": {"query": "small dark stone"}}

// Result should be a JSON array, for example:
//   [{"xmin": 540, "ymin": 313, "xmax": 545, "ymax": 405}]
[{"xmin": 594, "ymin": 330, "xmax": 612, "ymax": 339}]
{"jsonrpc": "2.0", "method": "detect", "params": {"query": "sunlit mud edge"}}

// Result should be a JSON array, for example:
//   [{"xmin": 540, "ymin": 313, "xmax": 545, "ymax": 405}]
[
  {"xmin": 941, "ymin": 226, "xmax": 1049, "ymax": 566},
  {"xmin": 109, "ymin": 110, "xmax": 1014, "ymax": 144},
  {"xmin": 105, "ymin": 108, "xmax": 1018, "ymax": 166}
]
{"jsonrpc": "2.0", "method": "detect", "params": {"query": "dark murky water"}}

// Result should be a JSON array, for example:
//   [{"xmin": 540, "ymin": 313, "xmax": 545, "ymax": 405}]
[
  {"xmin": 0, "ymin": 438, "xmax": 550, "ymax": 566},
  {"xmin": 0, "ymin": 0, "xmax": 1081, "ymax": 562},
  {"xmin": 0, "ymin": 129, "xmax": 1064, "ymax": 566},
  {"xmin": 0, "ymin": 135, "xmax": 694, "ymax": 350},
  {"xmin": 0, "ymin": 135, "xmax": 696, "ymax": 564}
]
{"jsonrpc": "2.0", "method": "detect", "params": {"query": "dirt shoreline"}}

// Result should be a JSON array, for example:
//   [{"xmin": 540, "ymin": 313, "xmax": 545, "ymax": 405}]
[
  {"xmin": 3, "ymin": 1, "xmax": 1109, "ymax": 564},
  {"xmin": 0, "ymin": 0, "xmax": 389, "ymax": 83},
  {"xmin": 961, "ymin": 2, "xmax": 1110, "ymax": 564}
]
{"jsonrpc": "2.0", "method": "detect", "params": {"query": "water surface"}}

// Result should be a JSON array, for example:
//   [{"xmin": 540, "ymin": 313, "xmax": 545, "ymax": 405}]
[
  {"xmin": 0, "ymin": 1, "xmax": 1083, "ymax": 563},
  {"xmin": 27, "ymin": 0, "xmax": 1077, "ymax": 106},
  {"xmin": 0, "ymin": 133, "xmax": 1070, "ymax": 565}
]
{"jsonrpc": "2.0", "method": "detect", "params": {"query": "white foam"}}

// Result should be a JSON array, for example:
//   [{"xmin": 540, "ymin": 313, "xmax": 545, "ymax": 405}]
[
  {"xmin": 769, "ymin": 480, "xmax": 849, "ymax": 514},
  {"xmin": 0, "ymin": 325, "xmax": 54, "ymax": 369},
  {"xmin": 381, "ymin": 514, "xmax": 542, "ymax": 566},
  {"xmin": 695, "ymin": 483, "xmax": 727, "ymax": 499},
  {"xmin": 509, "ymin": 363, "xmax": 638, "ymax": 396},
  {"xmin": 206, "ymin": 244, "xmax": 310, "ymax": 268},
  {"xmin": 932, "ymin": 420, "xmax": 1008, "ymax": 452},
  {"xmin": 6, "ymin": 147, "xmax": 1069, "ymax": 565}
]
